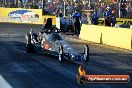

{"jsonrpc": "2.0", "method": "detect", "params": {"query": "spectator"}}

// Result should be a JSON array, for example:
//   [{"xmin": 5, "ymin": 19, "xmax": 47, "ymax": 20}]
[
  {"xmin": 58, "ymin": 10, "xmax": 63, "ymax": 17},
  {"xmin": 97, "ymin": 5, "xmax": 102, "ymax": 17},
  {"xmin": 121, "ymin": 3, "xmax": 127, "ymax": 18},
  {"xmin": 91, "ymin": 11, "xmax": 99, "ymax": 25},
  {"xmin": 81, "ymin": 13, "xmax": 88, "ymax": 24},
  {"xmin": 49, "ymin": 3, "xmax": 55, "ymax": 13},
  {"xmin": 66, "ymin": 3, "xmax": 73, "ymax": 15},
  {"xmin": 111, "ymin": 10, "xmax": 116, "ymax": 27},
  {"xmin": 104, "ymin": 7, "xmax": 112, "ymax": 26},
  {"xmin": 56, "ymin": 8, "xmax": 60, "ymax": 16},
  {"xmin": 37, "ymin": 1, "xmax": 42, "ymax": 9},
  {"xmin": 72, "ymin": 9, "xmax": 81, "ymax": 36}
]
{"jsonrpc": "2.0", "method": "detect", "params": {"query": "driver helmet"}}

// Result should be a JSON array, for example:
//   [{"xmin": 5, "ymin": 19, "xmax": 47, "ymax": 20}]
[
  {"xmin": 30, "ymin": 29, "xmax": 33, "ymax": 35},
  {"xmin": 106, "ymin": 7, "xmax": 111, "ymax": 11}
]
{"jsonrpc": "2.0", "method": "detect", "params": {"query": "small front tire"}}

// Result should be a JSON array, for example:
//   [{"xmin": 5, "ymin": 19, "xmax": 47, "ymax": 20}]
[
  {"xmin": 25, "ymin": 33, "xmax": 35, "ymax": 53},
  {"xmin": 58, "ymin": 45, "xmax": 64, "ymax": 63},
  {"xmin": 84, "ymin": 45, "xmax": 89, "ymax": 62},
  {"xmin": 26, "ymin": 44, "xmax": 34, "ymax": 53}
]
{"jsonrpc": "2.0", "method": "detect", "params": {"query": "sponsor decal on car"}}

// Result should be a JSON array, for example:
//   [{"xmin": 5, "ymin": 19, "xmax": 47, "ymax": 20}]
[{"xmin": 8, "ymin": 10, "xmax": 39, "ymax": 22}]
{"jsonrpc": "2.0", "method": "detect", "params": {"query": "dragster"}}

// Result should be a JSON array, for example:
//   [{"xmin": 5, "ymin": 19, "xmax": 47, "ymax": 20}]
[{"xmin": 25, "ymin": 27, "xmax": 89, "ymax": 63}]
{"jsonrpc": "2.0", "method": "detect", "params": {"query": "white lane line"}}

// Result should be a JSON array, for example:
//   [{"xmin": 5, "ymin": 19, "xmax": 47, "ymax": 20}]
[
  {"xmin": 11, "ymin": 62, "xmax": 28, "ymax": 73},
  {"xmin": 8, "ymin": 41, "xmax": 26, "ymax": 54},
  {"xmin": 91, "ymin": 55, "xmax": 132, "ymax": 70},
  {"xmin": 0, "ymin": 75, "xmax": 13, "ymax": 88},
  {"xmin": 13, "ymin": 48, "xmax": 26, "ymax": 54},
  {"xmin": 0, "ymin": 34, "xmax": 24, "ymax": 37},
  {"xmin": 0, "ymin": 34, "xmax": 24, "ymax": 36}
]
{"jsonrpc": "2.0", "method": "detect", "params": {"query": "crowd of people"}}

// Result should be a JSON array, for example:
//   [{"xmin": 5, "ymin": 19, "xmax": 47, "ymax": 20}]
[
  {"xmin": 0, "ymin": 0, "xmax": 41, "ymax": 9},
  {"xmin": 62, "ymin": 6, "xmax": 116, "ymax": 36},
  {"xmin": 0, "ymin": 0, "xmax": 132, "ymax": 18},
  {"xmin": 43, "ymin": 1, "xmax": 132, "ymax": 18}
]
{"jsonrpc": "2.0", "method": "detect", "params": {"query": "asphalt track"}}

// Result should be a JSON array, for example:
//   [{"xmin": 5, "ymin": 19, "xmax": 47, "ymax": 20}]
[{"xmin": 0, "ymin": 23, "xmax": 131, "ymax": 88}]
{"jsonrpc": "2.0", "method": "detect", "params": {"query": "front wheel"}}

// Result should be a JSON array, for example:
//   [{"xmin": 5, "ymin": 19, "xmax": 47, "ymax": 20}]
[
  {"xmin": 84, "ymin": 45, "xmax": 89, "ymax": 62},
  {"xmin": 25, "ymin": 33, "xmax": 35, "ymax": 53},
  {"xmin": 58, "ymin": 45, "xmax": 64, "ymax": 63},
  {"xmin": 26, "ymin": 44, "xmax": 34, "ymax": 53}
]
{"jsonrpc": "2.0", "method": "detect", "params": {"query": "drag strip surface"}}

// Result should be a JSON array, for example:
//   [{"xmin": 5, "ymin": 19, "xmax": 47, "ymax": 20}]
[{"xmin": 0, "ymin": 23, "xmax": 131, "ymax": 88}]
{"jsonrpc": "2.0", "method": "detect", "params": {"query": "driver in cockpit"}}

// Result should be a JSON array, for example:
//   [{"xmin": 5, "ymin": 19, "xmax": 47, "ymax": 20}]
[{"xmin": 42, "ymin": 18, "xmax": 52, "ymax": 30}]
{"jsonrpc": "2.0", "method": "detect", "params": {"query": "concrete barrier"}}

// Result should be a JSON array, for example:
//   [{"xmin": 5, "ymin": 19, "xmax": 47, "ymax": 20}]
[
  {"xmin": 79, "ymin": 24, "xmax": 102, "ymax": 43},
  {"xmin": 80, "ymin": 24, "xmax": 132, "ymax": 50},
  {"xmin": 102, "ymin": 27, "xmax": 132, "ymax": 50}
]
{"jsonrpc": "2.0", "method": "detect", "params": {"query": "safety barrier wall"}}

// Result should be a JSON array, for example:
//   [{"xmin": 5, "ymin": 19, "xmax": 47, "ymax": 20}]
[
  {"xmin": 80, "ymin": 25, "xmax": 102, "ymax": 43},
  {"xmin": 0, "ymin": 8, "xmax": 42, "ymax": 24},
  {"xmin": 79, "ymin": 24, "xmax": 132, "ymax": 50},
  {"xmin": 0, "ymin": 8, "xmax": 56, "ymax": 25}
]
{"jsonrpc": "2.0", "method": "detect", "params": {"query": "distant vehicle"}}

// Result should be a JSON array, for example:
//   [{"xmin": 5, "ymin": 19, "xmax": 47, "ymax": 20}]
[
  {"xmin": 25, "ymin": 27, "xmax": 89, "ymax": 63},
  {"xmin": 115, "ymin": 24, "xmax": 130, "ymax": 28}
]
